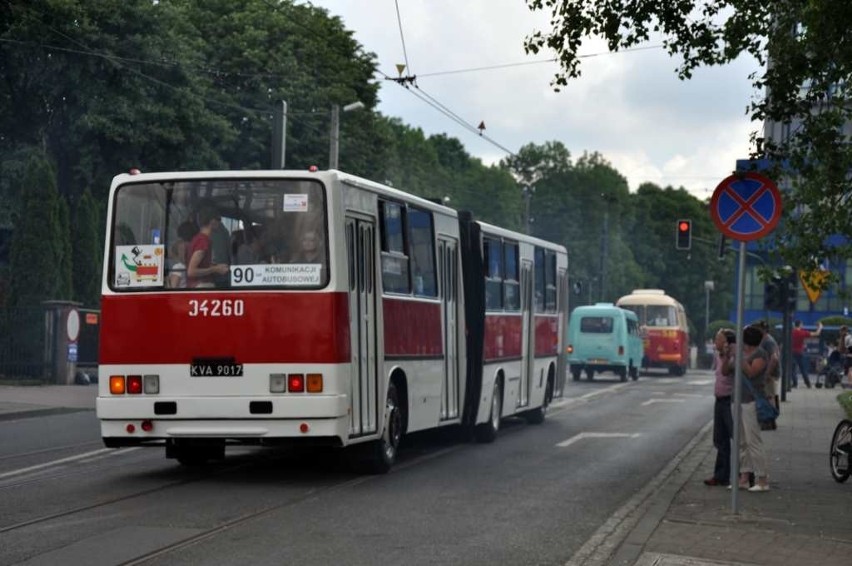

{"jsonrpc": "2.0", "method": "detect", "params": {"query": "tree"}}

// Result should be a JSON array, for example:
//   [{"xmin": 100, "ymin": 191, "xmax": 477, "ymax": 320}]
[
  {"xmin": 56, "ymin": 196, "xmax": 73, "ymax": 300},
  {"xmin": 72, "ymin": 188, "xmax": 102, "ymax": 307},
  {"xmin": 6, "ymin": 153, "xmax": 63, "ymax": 307},
  {"xmin": 525, "ymin": 1, "xmax": 852, "ymax": 271}
]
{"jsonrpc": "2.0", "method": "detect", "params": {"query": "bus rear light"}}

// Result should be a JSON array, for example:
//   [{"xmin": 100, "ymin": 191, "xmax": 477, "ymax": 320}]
[
  {"xmin": 110, "ymin": 375, "xmax": 126, "ymax": 395},
  {"xmin": 269, "ymin": 374, "xmax": 287, "ymax": 393},
  {"xmin": 306, "ymin": 373, "xmax": 323, "ymax": 393},
  {"xmin": 566, "ymin": 345, "xmax": 574, "ymax": 354},
  {"xmin": 141, "ymin": 420, "xmax": 153, "ymax": 432},
  {"xmin": 288, "ymin": 374, "xmax": 305, "ymax": 392},
  {"xmin": 126, "ymin": 423, "xmax": 135, "ymax": 433},
  {"xmin": 299, "ymin": 423, "xmax": 309, "ymax": 433},
  {"xmin": 143, "ymin": 375, "xmax": 159, "ymax": 394},
  {"xmin": 127, "ymin": 375, "xmax": 143, "ymax": 395}
]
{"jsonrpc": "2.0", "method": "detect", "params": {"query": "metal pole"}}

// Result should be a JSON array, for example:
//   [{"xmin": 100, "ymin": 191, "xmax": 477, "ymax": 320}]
[
  {"xmin": 731, "ymin": 240, "xmax": 746, "ymax": 513},
  {"xmin": 271, "ymin": 100, "xmax": 287, "ymax": 169},
  {"xmin": 524, "ymin": 186, "xmax": 532, "ymax": 235},
  {"xmin": 782, "ymin": 308, "xmax": 792, "ymax": 402},
  {"xmin": 329, "ymin": 104, "xmax": 340, "ymax": 170},
  {"xmin": 600, "ymin": 208, "xmax": 608, "ymax": 301}
]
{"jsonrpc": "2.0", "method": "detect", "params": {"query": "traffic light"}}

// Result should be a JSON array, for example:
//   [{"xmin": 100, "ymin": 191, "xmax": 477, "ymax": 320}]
[
  {"xmin": 764, "ymin": 276, "xmax": 784, "ymax": 311},
  {"xmin": 676, "ymin": 219, "xmax": 692, "ymax": 250},
  {"xmin": 785, "ymin": 275, "xmax": 798, "ymax": 311}
]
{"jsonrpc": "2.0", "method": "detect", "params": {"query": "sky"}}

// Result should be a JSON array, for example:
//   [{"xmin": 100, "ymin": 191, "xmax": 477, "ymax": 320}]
[{"xmin": 311, "ymin": 0, "xmax": 762, "ymax": 200}]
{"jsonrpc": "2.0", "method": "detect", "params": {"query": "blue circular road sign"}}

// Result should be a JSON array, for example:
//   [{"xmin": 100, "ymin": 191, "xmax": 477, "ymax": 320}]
[{"xmin": 710, "ymin": 172, "xmax": 782, "ymax": 241}]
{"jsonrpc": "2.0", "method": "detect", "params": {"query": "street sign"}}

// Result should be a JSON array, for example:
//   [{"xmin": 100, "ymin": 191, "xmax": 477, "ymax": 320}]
[
  {"xmin": 710, "ymin": 172, "xmax": 782, "ymax": 241},
  {"xmin": 799, "ymin": 269, "xmax": 829, "ymax": 303}
]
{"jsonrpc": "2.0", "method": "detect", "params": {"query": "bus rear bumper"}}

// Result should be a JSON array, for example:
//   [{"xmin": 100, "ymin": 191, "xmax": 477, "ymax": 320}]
[{"xmin": 98, "ymin": 394, "xmax": 353, "ymax": 445}]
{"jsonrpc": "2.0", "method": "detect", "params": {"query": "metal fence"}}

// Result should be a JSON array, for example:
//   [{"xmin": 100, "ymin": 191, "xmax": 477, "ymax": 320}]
[
  {"xmin": 0, "ymin": 305, "xmax": 101, "ymax": 382},
  {"xmin": 0, "ymin": 305, "xmax": 47, "ymax": 381}
]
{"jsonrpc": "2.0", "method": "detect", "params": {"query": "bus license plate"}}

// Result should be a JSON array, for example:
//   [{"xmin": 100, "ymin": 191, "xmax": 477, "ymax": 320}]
[{"xmin": 190, "ymin": 359, "xmax": 243, "ymax": 377}]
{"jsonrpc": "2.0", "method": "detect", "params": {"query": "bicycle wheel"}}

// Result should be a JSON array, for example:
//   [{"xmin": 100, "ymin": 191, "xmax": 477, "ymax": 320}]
[{"xmin": 829, "ymin": 419, "xmax": 852, "ymax": 483}]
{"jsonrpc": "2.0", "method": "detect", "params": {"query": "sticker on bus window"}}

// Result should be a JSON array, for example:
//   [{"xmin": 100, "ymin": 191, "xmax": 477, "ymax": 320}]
[
  {"xmin": 283, "ymin": 194, "xmax": 309, "ymax": 212},
  {"xmin": 230, "ymin": 264, "xmax": 321, "ymax": 286},
  {"xmin": 114, "ymin": 245, "xmax": 164, "ymax": 287}
]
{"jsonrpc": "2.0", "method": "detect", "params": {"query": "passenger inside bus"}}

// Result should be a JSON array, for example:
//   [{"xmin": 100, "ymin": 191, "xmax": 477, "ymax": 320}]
[
  {"xmin": 186, "ymin": 205, "xmax": 231, "ymax": 288},
  {"xmin": 233, "ymin": 225, "xmax": 267, "ymax": 265},
  {"xmin": 290, "ymin": 230, "xmax": 323, "ymax": 263},
  {"xmin": 166, "ymin": 220, "xmax": 198, "ymax": 288}
]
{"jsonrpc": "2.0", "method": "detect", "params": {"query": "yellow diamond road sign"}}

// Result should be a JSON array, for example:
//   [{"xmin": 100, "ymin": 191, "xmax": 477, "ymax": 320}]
[{"xmin": 799, "ymin": 269, "xmax": 829, "ymax": 303}]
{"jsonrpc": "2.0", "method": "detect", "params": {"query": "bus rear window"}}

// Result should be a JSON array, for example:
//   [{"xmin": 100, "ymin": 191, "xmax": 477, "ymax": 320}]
[
  {"xmin": 580, "ymin": 317, "xmax": 614, "ymax": 333},
  {"xmin": 109, "ymin": 178, "xmax": 327, "ymax": 291}
]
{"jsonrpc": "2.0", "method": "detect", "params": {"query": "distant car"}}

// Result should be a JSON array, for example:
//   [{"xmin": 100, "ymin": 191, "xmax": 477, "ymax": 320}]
[{"xmin": 566, "ymin": 303, "xmax": 643, "ymax": 382}]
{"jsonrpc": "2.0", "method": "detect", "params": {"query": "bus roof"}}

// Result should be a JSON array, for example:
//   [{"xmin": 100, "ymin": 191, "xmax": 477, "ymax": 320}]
[
  {"xmin": 616, "ymin": 289, "xmax": 683, "ymax": 307},
  {"xmin": 477, "ymin": 220, "xmax": 568, "ymax": 254},
  {"xmin": 109, "ymin": 169, "xmax": 459, "ymax": 218}
]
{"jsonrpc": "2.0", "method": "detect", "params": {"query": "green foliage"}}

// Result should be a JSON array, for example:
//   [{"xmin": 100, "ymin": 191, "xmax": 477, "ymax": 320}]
[
  {"xmin": 6, "ymin": 154, "xmax": 64, "ymax": 308},
  {"xmin": 55, "ymin": 196, "xmax": 73, "ymax": 300},
  {"xmin": 525, "ymin": 0, "xmax": 852, "ymax": 271},
  {"xmin": 72, "ymin": 188, "xmax": 102, "ymax": 307}
]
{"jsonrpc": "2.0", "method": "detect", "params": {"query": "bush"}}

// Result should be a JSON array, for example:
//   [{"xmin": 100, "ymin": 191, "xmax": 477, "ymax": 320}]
[{"xmin": 838, "ymin": 391, "xmax": 852, "ymax": 420}]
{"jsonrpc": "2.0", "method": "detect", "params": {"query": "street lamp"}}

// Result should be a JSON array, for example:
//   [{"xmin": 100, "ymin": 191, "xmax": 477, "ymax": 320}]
[{"xmin": 329, "ymin": 101, "xmax": 365, "ymax": 170}]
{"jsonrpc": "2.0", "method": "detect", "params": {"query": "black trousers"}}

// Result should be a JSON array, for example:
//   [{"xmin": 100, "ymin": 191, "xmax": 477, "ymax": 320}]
[{"xmin": 712, "ymin": 396, "xmax": 734, "ymax": 483}]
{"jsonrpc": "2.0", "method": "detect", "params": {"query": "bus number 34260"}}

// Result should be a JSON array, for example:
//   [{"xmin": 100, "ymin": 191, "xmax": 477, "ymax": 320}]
[{"xmin": 188, "ymin": 299, "xmax": 245, "ymax": 317}]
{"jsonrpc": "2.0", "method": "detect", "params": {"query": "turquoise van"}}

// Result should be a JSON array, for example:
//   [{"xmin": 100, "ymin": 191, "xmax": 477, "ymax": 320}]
[{"xmin": 566, "ymin": 303, "xmax": 644, "ymax": 382}]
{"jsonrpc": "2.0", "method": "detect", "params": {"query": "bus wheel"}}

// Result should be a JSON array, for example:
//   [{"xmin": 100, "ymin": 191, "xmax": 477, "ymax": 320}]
[
  {"xmin": 618, "ymin": 367, "xmax": 628, "ymax": 382},
  {"xmin": 360, "ymin": 382, "xmax": 403, "ymax": 474},
  {"xmin": 629, "ymin": 363, "xmax": 639, "ymax": 381},
  {"xmin": 585, "ymin": 368, "xmax": 594, "ymax": 381},
  {"xmin": 524, "ymin": 377, "xmax": 552, "ymax": 425},
  {"xmin": 475, "ymin": 380, "xmax": 502, "ymax": 443},
  {"xmin": 571, "ymin": 367, "xmax": 582, "ymax": 381}
]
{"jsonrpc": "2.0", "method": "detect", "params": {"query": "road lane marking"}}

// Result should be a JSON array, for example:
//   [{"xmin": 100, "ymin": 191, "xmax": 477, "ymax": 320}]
[
  {"xmin": 641, "ymin": 399, "xmax": 685, "ymax": 406},
  {"xmin": 0, "ymin": 448, "xmax": 114, "ymax": 480},
  {"xmin": 688, "ymin": 379, "xmax": 713, "ymax": 385},
  {"xmin": 556, "ymin": 432, "xmax": 641, "ymax": 448},
  {"xmin": 673, "ymin": 393, "xmax": 704, "ymax": 398},
  {"xmin": 549, "ymin": 383, "xmax": 630, "ymax": 415}
]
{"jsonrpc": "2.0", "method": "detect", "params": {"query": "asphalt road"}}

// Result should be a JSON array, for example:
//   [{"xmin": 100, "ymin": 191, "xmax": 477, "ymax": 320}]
[{"xmin": 0, "ymin": 369, "xmax": 716, "ymax": 566}]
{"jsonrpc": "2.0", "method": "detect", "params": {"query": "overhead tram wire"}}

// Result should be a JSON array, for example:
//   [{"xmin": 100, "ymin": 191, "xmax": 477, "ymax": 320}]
[{"xmin": 394, "ymin": 0, "xmax": 413, "ymax": 77}]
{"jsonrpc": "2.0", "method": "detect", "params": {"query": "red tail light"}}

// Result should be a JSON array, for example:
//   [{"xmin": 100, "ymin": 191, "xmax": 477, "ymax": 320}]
[
  {"xmin": 288, "ymin": 374, "xmax": 305, "ymax": 392},
  {"xmin": 127, "ymin": 375, "xmax": 143, "ymax": 394}
]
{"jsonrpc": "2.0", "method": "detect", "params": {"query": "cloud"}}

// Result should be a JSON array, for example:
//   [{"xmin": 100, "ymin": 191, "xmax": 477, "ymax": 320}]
[{"xmin": 312, "ymin": 0, "xmax": 763, "ymax": 197}]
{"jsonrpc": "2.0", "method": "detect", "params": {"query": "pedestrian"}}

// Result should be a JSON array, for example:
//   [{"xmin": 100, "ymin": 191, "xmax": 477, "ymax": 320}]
[
  {"xmin": 732, "ymin": 325, "xmax": 771, "ymax": 492},
  {"xmin": 756, "ymin": 321, "xmax": 780, "ymax": 430},
  {"xmin": 839, "ymin": 326, "xmax": 852, "ymax": 384},
  {"xmin": 704, "ymin": 328, "xmax": 736, "ymax": 487},
  {"xmin": 791, "ymin": 320, "xmax": 822, "ymax": 388}
]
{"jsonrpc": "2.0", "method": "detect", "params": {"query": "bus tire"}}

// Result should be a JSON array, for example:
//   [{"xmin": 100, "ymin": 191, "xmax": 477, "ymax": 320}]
[
  {"xmin": 475, "ymin": 379, "xmax": 502, "ymax": 443},
  {"xmin": 524, "ymin": 376, "xmax": 553, "ymax": 425},
  {"xmin": 629, "ymin": 363, "xmax": 639, "ymax": 381},
  {"xmin": 585, "ymin": 368, "xmax": 594, "ymax": 381},
  {"xmin": 618, "ymin": 367, "xmax": 628, "ymax": 382},
  {"xmin": 571, "ymin": 367, "xmax": 582, "ymax": 381},
  {"xmin": 358, "ymin": 381, "xmax": 403, "ymax": 474}
]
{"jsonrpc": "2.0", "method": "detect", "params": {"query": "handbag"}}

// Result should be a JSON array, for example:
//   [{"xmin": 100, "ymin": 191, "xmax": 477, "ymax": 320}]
[{"xmin": 743, "ymin": 377, "xmax": 779, "ymax": 422}]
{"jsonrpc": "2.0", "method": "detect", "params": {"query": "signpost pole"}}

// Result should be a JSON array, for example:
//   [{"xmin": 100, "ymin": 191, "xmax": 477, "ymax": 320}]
[{"xmin": 731, "ymin": 241, "xmax": 746, "ymax": 514}]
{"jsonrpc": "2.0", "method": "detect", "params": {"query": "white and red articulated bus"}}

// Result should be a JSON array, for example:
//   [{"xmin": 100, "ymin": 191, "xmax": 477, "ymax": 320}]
[{"xmin": 97, "ymin": 170, "xmax": 568, "ymax": 472}]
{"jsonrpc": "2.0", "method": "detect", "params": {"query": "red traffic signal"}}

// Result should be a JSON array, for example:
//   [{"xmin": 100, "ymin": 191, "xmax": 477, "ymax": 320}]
[{"xmin": 676, "ymin": 219, "xmax": 692, "ymax": 250}]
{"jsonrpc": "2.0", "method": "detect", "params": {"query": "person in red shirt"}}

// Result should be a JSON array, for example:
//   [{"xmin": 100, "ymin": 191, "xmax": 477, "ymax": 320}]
[
  {"xmin": 791, "ymin": 320, "xmax": 822, "ymax": 388},
  {"xmin": 186, "ymin": 206, "xmax": 230, "ymax": 288}
]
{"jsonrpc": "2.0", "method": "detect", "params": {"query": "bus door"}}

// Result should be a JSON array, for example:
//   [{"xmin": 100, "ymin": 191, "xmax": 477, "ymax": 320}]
[
  {"xmin": 519, "ymin": 260, "xmax": 534, "ymax": 408},
  {"xmin": 438, "ymin": 237, "xmax": 460, "ymax": 420},
  {"xmin": 346, "ymin": 216, "xmax": 378, "ymax": 437}
]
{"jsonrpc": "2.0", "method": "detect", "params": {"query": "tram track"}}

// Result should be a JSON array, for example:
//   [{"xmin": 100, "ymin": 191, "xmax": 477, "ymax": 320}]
[{"xmin": 0, "ymin": 456, "xmax": 257, "ymax": 535}]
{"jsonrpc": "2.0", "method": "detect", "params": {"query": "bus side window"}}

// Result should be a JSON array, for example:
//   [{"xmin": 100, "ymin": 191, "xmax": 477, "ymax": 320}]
[{"xmin": 379, "ymin": 201, "xmax": 410, "ymax": 294}]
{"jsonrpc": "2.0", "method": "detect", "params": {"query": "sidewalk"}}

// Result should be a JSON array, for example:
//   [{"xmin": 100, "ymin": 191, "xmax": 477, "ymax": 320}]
[
  {"xmin": 609, "ymin": 386, "xmax": 852, "ymax": 566},
  {"xmin": 0, "ymin": 383, "xmax": 96, "ymax": 420}
]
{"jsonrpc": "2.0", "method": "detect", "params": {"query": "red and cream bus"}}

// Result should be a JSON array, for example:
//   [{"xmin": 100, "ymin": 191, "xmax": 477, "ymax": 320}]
[
  {"xmin": 615, "ymin": 289, "xmax": 689, "ymax": 376},
  {"xmin": 96, "ymin": 170, "xmax": 568, "ymax": 472}
]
